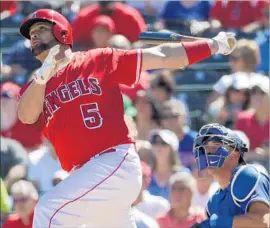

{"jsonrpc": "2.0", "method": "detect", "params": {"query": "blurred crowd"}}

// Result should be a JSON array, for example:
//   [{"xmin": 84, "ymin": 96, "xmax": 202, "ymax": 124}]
[{"xmin": 0, "ymin": 1, "xmax": 269, "ymax": 227}]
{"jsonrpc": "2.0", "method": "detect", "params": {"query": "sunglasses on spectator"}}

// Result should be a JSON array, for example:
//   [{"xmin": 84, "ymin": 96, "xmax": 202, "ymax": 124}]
[{"xmin": 13, "ymin": 197, "xmax": 29, "ymax": 203}]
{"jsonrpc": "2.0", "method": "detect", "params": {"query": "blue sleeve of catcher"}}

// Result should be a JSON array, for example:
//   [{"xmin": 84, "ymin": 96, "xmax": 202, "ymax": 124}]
[{"xmin": 231, "ymin": 165, "xmax": 270, "ymax": 213}]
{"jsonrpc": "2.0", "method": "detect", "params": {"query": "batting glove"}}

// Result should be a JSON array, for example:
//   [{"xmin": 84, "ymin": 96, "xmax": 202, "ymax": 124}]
[
  {"xmin": 212, "ymin": 32, "xmax": 237, "ymax": 55},
  {"xmin": 34, "ymin": 45, "xmax": 60, "ymax": 85}
]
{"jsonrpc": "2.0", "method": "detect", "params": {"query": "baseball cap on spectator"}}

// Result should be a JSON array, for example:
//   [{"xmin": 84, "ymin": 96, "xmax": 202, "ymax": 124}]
[
  {"xmin": 149, "ymin": 129, "xmax": 179, "ymax": 152},
  {"xmin": 92, "ymin": 15, "xmax": 115, "ymax": 33},
  {"xmin": 161, "ymin": 99, "xmax": 186, "ymax": 119},
  {"xmin": 228, "ymin": 72, "xmax": 250, "ymax": 90},
  {"xmin": 250, "ymin": 76, "xmax": 269, "ymax": 95},
  {"xmin": 141, "ymin": 161, "xmax": 151, "ymax": 178},
  {"xmin": 1, "ymin": 82, "xmax": 21, "ymax": 99},
  {"xmin": 123, "ymin": 95, "xmax": 137, "ymax": 117}
]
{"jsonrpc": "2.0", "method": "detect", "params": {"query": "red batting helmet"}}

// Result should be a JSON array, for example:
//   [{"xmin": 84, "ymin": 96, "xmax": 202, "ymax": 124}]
[{"xmin": 20, "ymin": 9, "xmax": 73, "ymax": 47}]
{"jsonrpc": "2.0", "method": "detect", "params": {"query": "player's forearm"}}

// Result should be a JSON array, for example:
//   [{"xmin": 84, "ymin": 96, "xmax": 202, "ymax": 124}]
[
  {"xmin": 18, "ymin": 82, "xmax": 46, "ymax": 124},
  {"xmin": 232, "ymin": 213, "xmax": 269, "ymax": 228},
  {"xmin": 141, "ymin": 39, "xmax": 218, "ymax": 70}
]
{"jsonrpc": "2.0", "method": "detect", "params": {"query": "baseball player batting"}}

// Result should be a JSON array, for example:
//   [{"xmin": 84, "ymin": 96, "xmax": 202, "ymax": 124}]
[
  {"xmin": 17, "ymin": 9, "xmax": 237, "ymax": 228},
  {"xmin": 190, "ymin": 124, "xmax": 269, "ymax": 228}
]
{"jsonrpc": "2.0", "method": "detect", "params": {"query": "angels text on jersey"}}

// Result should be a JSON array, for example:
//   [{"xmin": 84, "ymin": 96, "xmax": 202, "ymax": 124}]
[{"xmin": 43, "ymin": 76, "xmax": 102, "ymax": 126}]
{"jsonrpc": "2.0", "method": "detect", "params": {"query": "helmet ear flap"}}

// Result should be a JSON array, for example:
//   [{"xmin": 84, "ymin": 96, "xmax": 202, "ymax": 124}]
[
  {"xmin": 52, "ymin": 23, "xmax": 72, "ymax": 47},
  {"xmin": 52, "ymin": 24, "xmax": 63, "ymax": 43}
]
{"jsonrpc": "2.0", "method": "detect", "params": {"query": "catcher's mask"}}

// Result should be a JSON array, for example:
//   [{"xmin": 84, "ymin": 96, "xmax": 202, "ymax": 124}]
[{"xmin": 193, "ymin": 124, "xmax": 241, "ymax": 176}]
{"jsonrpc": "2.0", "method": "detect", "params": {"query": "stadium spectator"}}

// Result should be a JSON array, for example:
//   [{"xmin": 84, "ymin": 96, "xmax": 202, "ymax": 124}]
[
  {"xmin": 207, "ymin": 72, "xmax": 251, "ymax": 128},
  {"xmin": 208, "ymin": 39, "xmax": 265, "ymax": 106},
  {"xmin": 72, "ymin": 1, "xmax": 146, "ymax": 46},
  {"xmin": 150, "ymin": 70, "xmax": 175, "ymax": 103},
  {"xmin": 160, "ymin": 100, "xmax": 196, "ymax": 167},
  {"xmin": 91, "ymin": 15, "xmax": 115, "ymax": 48},
  {"xmin": 1, "ymin": 82, "xmax": 43, "ymax": 150},
  {"xmin": 150, "ymin": 70, "xmax": 191, "ymax": 120},
  {"xmin": 147, "ymin": 129, "xmax": 181, "ymax": 200},
  {"xmin": 2, "ymin": 180, "xmax": 38, "ymax": 228},
  {"xmin": 159, "ymin": 0, "xmax": 211, "ymax": 33},
  {"xmin": 0, "ymin": 136, "xmax": 28, "ymax": 191},
  {"xmin": 1, "ymin": 40, "xmax": 41, "ymax": 85},
  {"xmin": 209, "ymin": 0, "xmax": 269, "ymax": 31},
  {"xmin": 234, "ymin": 76, "xmax": 269, "ymax": 151},
  {"xmin": 157, "ymin": 172, "xmax": 205, "ymax": 228},
  {"xmin": 133, "ymin": 162, "xmax": 170, "ymax": 218},
  {"xmin": 27, "ymin": 140, "xmax": 62, "ymax": 195},
  {"xmin": 134, "ymin": 91, "xmax": 162, "ymax": 140}
]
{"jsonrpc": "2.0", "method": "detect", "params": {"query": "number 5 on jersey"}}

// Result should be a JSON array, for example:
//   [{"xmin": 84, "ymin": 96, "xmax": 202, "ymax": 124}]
[{"xmin": 80, "ymin": 103, "xmax": 103, "ymax": 129}]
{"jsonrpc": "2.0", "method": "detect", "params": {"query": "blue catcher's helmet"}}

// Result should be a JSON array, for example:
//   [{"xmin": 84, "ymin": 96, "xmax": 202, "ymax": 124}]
[{"xmin": 193, "ymin": 123, "xmax": 248, "ymax": 174}]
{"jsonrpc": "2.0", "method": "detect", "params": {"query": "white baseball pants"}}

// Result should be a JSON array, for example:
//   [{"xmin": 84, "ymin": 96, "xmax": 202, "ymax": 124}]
[{"xmin": 33, "ymin": 143, "xmax": 142, "ymax": 228}]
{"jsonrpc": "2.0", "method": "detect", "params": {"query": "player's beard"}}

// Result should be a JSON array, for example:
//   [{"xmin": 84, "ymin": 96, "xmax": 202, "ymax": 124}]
[{"xmin": 31, "ymin": 39, "xmax": 58, "ymax": 56}]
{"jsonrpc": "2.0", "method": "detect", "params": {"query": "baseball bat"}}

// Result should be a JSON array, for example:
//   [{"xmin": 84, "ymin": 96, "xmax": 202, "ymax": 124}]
[
  {"xmin": 139, "ymin": 31, "xmax": 207, "ymax": 45},
  {"xmin": 139, "ymin": 31, "xmax": 236, "ymax": 49}
]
